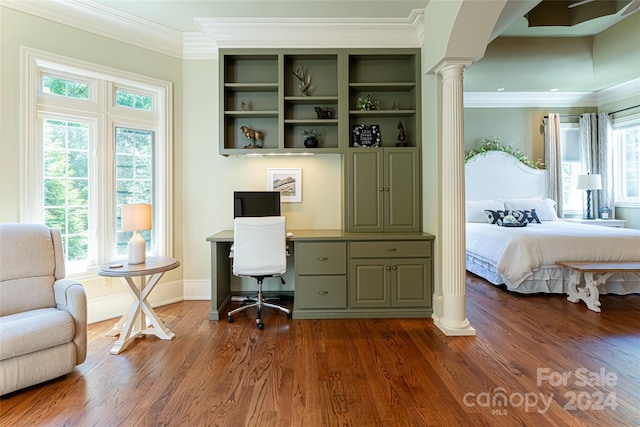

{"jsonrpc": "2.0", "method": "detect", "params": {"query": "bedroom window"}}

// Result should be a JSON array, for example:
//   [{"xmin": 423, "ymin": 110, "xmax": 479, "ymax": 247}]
[
  {"xmin": 613, "ymin": 115, "xmax": 640, "ymax": 206},
  {"xmin": 560, "ymin": 124, "xmax": 582, "ymax": 215},
  {"xmin": 21, "ymin": 48, "xmax": 173, "ymax": 274}
]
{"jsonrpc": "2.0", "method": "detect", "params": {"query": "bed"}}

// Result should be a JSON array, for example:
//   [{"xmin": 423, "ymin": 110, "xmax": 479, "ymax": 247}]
[{"xmin": 465, "ymin": 151, "xmax": 640, "ymax": 295}]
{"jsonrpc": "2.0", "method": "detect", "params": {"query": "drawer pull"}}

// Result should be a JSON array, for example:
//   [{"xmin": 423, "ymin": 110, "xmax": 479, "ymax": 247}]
[
  {"xmin": 386, "ymin": 248, "xmax": 397, "ymax": 252},
  {"xmin": 317, "ymin": 257, "xmax": 329, "ymax": 261},
  {"xmin": 386, "ymin": 265, "xmax": 391, "ymax": 270},
  {"xmin": 318, "ymin": 290, "xmax": 329, "ymax": 295},
  {"xmin": 391, "ymin": 265, "xmax": 397, "ymax": 270}
]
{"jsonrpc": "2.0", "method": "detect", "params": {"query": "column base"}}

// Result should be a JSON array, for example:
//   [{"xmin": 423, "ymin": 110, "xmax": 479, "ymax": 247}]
[
  {"xmin": 434, "ymin": 292, "xmax": 476, "ymax": 336},
  {"xmin": 434, "ymin": 318, "xmax": 476, "ymax": 336}
]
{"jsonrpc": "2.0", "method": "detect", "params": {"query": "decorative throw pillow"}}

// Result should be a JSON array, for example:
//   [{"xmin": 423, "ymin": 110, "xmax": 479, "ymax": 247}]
[
  {"xmin": 503, "ymin": 198, "xmax": 558, "ymax": 221},
  {"xmin": 484, "ymin": 209, "xmax": 509, "ymax": 225},
  {"xmin": 466, "ymin": 200, "xmax": 504, "ymax": 223},
  {"xmin": 511, "ymin": 209, "xmax": 541, "ymax": 224}
]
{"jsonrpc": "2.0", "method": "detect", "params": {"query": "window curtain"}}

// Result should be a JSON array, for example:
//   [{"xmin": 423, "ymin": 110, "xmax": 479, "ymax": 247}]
[
  {"xmin": 579, "ymin": 113, "xmax": 614, "ymax": 218},
  {"xmin": 544, "ymin": 113, "xmax": 563, "ymax": 217}
]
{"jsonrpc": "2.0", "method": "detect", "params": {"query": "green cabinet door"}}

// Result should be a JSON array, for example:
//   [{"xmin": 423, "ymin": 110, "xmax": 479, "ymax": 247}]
[
  {"xmin": 349, "ymin": 258, "xmax": 390, "ymax": 308},
  {"xmin": 392, "ymin": 258, "xmax": 430, "ymax": 308},
  {"xmin": 348, "ymin": 149, "xmax": 384, "ymax": 231},
  {"xmin": 347, "ymin": 147, "xmax": 419, "ymax": 232},
  {"xmin": 385, "ymin": 148, "xmax": 420, "ymax": 232}
]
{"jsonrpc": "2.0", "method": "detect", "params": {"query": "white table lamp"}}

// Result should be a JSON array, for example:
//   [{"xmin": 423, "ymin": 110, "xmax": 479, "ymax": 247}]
[
  {"xmin": 576, "ymin": 174, "xmax": 602, "ymax": 220},
  {"xmin": 122, "ymin": 204, "xmax": 152, "ymax": 264}
]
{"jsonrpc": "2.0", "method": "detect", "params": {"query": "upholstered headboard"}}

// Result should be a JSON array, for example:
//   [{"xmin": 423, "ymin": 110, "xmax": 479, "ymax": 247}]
[{"xmin": 465, "ymin": 151, "xmax": 547, "ymax": 201}]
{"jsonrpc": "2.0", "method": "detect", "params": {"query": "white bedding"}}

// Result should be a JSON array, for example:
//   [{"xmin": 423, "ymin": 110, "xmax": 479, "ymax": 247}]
[{"xmin": 466, "ymin": 221, "xmax": 640, "ymax": 292}]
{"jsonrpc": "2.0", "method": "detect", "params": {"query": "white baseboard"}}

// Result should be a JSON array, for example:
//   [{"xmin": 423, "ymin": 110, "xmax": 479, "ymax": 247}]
[
  {"xmin": 183, "ymin": 279, "xmax": 211, "ymax": 300},
  {"xmin": 87, "ymin": 279, "xmax": 184, "ymax": 324}
]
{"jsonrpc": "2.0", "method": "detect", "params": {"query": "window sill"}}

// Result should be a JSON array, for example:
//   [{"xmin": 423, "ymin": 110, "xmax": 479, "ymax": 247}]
[{"xmin": 615, "ymin": 201, "xmax": 640, "ymax": 209}]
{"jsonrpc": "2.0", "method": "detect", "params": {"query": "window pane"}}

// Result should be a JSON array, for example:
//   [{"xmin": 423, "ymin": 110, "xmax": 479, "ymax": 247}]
[
  {"xmin": 615, "ymin": 125, "xmax": 640, "ymax": 201},
  {"xmin": 43, "ymin": 76, "xmax": 89, "ymax": 100},
  {"xmin": 115, "ymin": 127, "xmax": 154, "ymax": 256},
  {"xmin": 42, "ymin": 119, "xmax": 90, "ymax": 263},
  {"xmin": 560, "ymin": 127, "xmax": 583, "ymax": 214},
  {"xmin": 115, "ymin": 89, "xmax": 152, "ymax": 111}
]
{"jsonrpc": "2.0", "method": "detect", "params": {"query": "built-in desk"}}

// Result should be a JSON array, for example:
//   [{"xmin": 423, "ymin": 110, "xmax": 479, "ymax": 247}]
[{"xmin": 206, "ymin": 230, "xmax": 435, "ymax": 320}]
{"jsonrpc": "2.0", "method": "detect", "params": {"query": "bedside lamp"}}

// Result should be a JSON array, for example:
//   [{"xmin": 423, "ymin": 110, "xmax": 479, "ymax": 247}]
[
  {"xmin": 122, "ymin": 204, "xmax": 152, "ymax": 264},
  {"xmin": 576, "ymin": 174, "xmax": 602, "ymax": 220}
]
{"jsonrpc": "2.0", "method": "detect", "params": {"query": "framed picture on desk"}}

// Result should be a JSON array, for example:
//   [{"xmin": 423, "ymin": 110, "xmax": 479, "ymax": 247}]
[{"xmin": 267, "ymin": 168, "xmax": 302, "ymax": 203}]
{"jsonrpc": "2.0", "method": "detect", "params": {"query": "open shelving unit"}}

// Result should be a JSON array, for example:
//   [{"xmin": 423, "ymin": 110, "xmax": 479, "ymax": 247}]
[{"xmin": 219, "ymin": 49, "xmax": 420, "ymax": 155}]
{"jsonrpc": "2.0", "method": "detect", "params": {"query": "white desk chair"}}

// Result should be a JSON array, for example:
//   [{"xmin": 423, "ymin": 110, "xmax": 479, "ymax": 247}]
[{"xmin": 227, "ymin": 216, "xmax": 292, "ymax": 329}]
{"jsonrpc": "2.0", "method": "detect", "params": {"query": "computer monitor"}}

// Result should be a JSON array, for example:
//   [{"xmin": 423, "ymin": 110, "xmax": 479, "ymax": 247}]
[{"xmin": 233, "ymin": 191, "xmax": 281, "ymax": 218}]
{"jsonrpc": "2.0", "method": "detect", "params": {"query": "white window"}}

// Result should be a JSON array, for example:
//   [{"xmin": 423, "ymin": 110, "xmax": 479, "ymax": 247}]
[
  {"xmin": 560, "ymin": 123, "xmax": 583, "ymax": 216},
  {"xmin": 21, "ymin": 48, "xmax": 173, "ymax": 274},
  {"xmin": 613, "ymin": 114, "xmax": 640, "ymax": 207}
]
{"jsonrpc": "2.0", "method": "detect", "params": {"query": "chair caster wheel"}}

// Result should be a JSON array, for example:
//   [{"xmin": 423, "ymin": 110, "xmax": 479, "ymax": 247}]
[
  {"xmin": 227, "ymin": 315, "xmax": 233, "ymax": 323},
  {"xmin": 287, "ymin": 313, "xmax": 293, "ymax": 319},
  {"xmin": 257, "ymin": 322, "xmax": 264, "ymax": 330}
]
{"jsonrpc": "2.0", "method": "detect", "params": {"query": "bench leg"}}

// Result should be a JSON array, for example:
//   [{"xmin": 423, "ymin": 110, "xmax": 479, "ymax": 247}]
[
  {"xmin": 582, "ymin": 272, "xmax": 602, "ymax": 313},
  {"xmin": 566, "ymin": 270, "xmax": 583, "ymax": 304},
  {"xmin": 567, "ymin": 271, "xmax": 615, "ymax": 313}
]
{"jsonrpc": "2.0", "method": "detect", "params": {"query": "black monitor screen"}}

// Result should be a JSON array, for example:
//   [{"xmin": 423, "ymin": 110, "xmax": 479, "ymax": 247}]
[{"xmin": 233, "ymin": 191, "xmax": 281, "ymax": 218}]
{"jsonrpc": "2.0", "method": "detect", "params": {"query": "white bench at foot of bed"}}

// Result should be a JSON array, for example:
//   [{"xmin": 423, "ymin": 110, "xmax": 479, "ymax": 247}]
[{"xmin": 556, "ymin": 261, "xmax": 640, "ymax": 312}]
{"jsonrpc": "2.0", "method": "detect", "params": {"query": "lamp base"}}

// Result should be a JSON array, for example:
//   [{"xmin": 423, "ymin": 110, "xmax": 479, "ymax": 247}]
[
  {"xmin": 584, "ymin": 189, "xmax": 593, "ymax": 220},
  {"xmin": 128, "ymin": 231, "xmax": 146, "ymax": 264}
]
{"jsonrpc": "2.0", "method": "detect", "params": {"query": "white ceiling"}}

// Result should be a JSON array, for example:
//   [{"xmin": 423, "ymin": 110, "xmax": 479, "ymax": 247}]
[
  {"xmin": 94, "ymin": 0, "xmax": 430, "ymax": 32},
  {"xmin": 5, "ymin": 0, "xmax": 639, "ymax": 96}
]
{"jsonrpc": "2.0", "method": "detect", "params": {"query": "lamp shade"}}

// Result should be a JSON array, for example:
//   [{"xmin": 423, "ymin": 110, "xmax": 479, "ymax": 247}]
[
  {"xmin": 576, "ymin": 174, "xmax": 602, "ymax": 190},
  {"xmin": 122, "ymin": 204, "xmax": 152, "ymax": 231}
]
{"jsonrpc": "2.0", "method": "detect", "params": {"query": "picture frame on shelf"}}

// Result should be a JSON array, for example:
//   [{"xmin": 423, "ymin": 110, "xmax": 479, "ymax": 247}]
[
  {"xmin": 267, "ymin": 168, "xmax": 302, "ymax": 203},
  {"xmin": 352, "ymin": 124, "xmax": 381, "ymax": 147}
]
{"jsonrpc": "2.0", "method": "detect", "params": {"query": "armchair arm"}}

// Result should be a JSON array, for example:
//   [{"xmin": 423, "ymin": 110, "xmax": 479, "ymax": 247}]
[{"xmin": 54, "ymin": 279, "xmax": 87, "ymax": 364}]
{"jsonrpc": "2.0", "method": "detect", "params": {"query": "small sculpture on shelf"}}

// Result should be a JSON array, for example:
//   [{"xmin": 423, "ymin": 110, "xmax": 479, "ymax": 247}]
[
  {"xmin": 292, "ymin": 66, "xmax": 311, "ymax": 96},
  {"xmin": 356, "ymin": 95, "xmax": 380, "ymax": 111},
  {"xmin": 302, "ymin": 129, "xmax": 321, "ymax": 148},
  {"xmin": 396, "ymin": 121, "xmax": 408, "ymax": 147},
  {"xmin": 314, "ymin": 106, "xmax": 334, "ymax": 119},
  {"xmin": 240, "ymin": 126, "xmax": 264, "ymax": 148},
  {"xmin": 240, "ymin": 99, "xmax": 247, "ymax": 111}
]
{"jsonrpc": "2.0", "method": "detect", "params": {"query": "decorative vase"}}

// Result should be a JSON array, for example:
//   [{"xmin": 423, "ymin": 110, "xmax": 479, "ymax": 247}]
[{"xmin": 304, "ymin": 137, "xmax": 319, "ymax": 148}]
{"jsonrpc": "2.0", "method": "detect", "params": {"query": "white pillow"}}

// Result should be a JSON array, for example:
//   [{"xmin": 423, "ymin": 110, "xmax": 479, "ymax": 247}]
[
  {"xmin": 466, "ymin": 200, "xmax": 504, "ymax": 223},
  {"xmin": 503, "ymin": 198, "xmax": 559, "ymax": 221}
]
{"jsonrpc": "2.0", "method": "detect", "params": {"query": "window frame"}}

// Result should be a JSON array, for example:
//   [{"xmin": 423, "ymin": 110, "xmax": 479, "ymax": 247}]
[
  {"xmin": 20, "ymin": 47, "xmax": 173, "ymax": 274},
  {"xmin": 612, "ymin": 113, "xmax": 640, "ymax": 208}
]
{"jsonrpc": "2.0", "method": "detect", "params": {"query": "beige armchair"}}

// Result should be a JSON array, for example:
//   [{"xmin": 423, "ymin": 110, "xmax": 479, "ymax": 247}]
[{"xmin": 0, "ymin": 223, "xmax": 87, "ymax": 395}]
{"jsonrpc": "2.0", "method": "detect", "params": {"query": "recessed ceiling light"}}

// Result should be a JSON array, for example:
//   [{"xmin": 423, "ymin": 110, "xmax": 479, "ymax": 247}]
[
  {"xmin": 550, "ymin": 88, "xmax": 559, "ymax": 92},
  {"xmin": 497, "ymin": 87, "xmax": 505, "ymax": 92}
]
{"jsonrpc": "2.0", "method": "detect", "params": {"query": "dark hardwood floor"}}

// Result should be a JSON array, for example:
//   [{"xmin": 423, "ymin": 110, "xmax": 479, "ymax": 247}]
[{"xmin": 2, "ymin": 274, "xmax": 640, "ymax": 426}]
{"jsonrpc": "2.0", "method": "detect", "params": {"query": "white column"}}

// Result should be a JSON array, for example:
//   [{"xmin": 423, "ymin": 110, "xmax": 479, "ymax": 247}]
[{"xmin": 434, "ymin": 60, "xmax": 476, "ymax": 336}]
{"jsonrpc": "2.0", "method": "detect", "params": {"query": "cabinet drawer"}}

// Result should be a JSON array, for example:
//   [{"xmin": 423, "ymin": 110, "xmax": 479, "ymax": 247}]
[
  {"xmin": 350, "ymin": 241, "xmax": 431, "ymax": 258},
  {"xmin": 296, "ymin": 242, "xmax": 346, "ymax": 275},
  {"xmin": 296, "ymin": 276, "xmax": 347, "ymax": 309}
]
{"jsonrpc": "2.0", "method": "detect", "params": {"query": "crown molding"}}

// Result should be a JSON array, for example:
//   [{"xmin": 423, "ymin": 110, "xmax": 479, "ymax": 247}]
[
  {"xmin": 1, "ymin": 0, "xmax": 184, "ymax": 58},
  {"xmin": 2, "ymin": 0, "xmax": 425, "ymax": 60},
  {"xmin": 464, "ymin": 91, "xmax": 598, "ymax": 108},
  {"xmin": 189, "ymin": 10, "xmax": 425, "ymax": 59},
  {"xmin": 597, "ymin": 78, "xmax": 640, "ymax": 105}
]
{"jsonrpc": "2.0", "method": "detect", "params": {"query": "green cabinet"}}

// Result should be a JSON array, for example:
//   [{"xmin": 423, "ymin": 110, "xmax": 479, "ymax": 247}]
[
  {"xmin": 347, "ymin": 51, "xmax": 420, "ymax": 149},
  {"xmin": 349, "ymin": 241, "xmax": 431, "ymax": 309},
  {"xmin": 219, "ymin": 49, "xmax": 421, "ymax": 156},
  {"xmin": 294, "ymin": 242, "xmax": 347, "ymax": 311},
  {"xmin": 347, "ymin": 147, "xmax": 420, "ymax": 232},
  {"xmin": 207, "ymin": 230, "xmax": 434, "ymax": 320},
  {"xmin": 220, "ymin": 49, "xmax": 342, "ymax": 155}
]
